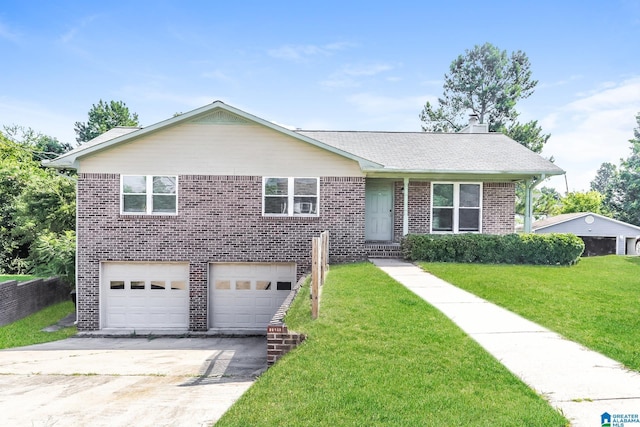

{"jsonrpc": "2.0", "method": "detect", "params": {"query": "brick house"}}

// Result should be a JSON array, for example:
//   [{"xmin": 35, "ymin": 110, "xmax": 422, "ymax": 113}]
[{"xmin": 46, "ymin": 101, "xmax": 563, "ymax": 333}]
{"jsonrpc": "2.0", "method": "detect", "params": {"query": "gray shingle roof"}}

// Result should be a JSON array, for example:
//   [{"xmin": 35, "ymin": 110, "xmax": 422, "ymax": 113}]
[{"xmin": 296, "ymin": 130, "xmax": 563, "ymax": 175}]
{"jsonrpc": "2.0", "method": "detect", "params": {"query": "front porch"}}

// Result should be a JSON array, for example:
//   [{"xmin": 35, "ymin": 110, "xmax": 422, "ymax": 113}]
[{"xmin": 365, "ymin": 242, "xmax": 403, "ymax": 259}]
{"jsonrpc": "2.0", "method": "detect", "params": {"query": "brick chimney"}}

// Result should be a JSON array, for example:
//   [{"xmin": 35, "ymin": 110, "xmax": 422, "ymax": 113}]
[{"xmin": 459, "ymin": 114, "xmax": 488, "ymax": 133}]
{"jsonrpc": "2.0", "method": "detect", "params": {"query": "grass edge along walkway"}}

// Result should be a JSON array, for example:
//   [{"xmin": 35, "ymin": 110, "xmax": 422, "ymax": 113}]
[
  {"xmin": 418, "ymin": 256, "xmax": 640, "ymax": 372},
  {"xmin": 216, "ymin": 262, "xmax": 567, "ymax": 427}
]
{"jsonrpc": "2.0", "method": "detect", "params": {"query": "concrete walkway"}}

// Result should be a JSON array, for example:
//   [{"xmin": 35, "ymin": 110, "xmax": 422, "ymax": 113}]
[{"xmin": 371, "ymin": 258, "xmax": 640, "ymax": 427}]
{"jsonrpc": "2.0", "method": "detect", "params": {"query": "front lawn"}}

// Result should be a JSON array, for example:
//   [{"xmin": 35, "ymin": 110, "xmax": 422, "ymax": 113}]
[
  {"xmin": 419, "ymin": 255, "xmax": 640, "ymax": 371},
  {"xmin": 0, "ymin": 301, "xmax": 77, "ymax": 349},
  {"xmin": 0, "ymin": 274, "xmax": 38, "ymax": 282},
  {"xmin": 216, "ymin": 263, "xmax": 567, "ymax": 426}
]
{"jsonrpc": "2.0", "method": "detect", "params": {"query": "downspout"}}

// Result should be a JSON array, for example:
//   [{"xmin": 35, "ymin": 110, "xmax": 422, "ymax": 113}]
[
  {"xmin": 523, "ymin": 174, "xmax": 545, "ymax": 233},
  {"xmin": 403, "ymin": 177, "xmax": 409, "ymax": 236}
]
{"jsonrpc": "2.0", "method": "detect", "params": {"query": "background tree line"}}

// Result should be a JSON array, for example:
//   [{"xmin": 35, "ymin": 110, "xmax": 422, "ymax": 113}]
[
  {"xmin": 421, "ymin": 42, "xmax": 639, "ymax": 224},
  {"xmin": 0, "ymin": 100, "xmax": 138, "ymax": 284}
]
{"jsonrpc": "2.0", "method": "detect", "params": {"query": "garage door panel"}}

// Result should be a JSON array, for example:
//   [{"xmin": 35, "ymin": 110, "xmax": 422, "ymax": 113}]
[
  {"xmin": 210, "ymin": 263, "xmax": 296, "ymax": 329},
  {"xmin": 102, "ymin": 263, "xmax": 189, "ymax": 329}
]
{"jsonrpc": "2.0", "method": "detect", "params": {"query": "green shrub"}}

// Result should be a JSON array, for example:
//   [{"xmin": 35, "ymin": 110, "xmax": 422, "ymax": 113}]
[
  {"xmin": 401, "ymin": 233, "xmax": 584, "ymax": 265},
  {"xmin": 28, "ymin": 230, "xmax": 76, "ymax": 286}
]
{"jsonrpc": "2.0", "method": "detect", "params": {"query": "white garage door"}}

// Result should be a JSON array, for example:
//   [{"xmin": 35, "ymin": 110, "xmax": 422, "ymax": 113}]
[
  {"xmin": 210, "ymin": 263, "xmax": 296, "ymax": 329},
  {"xmin": 102, "ymin": 262, "xmax": 189, "ymax": 329}
]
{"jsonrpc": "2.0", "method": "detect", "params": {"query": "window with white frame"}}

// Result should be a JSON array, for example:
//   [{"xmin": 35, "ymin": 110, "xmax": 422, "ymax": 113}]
[
  {"xmin": 263, "ymin": 177, "xmax": 319, "ymax": 216},
  {"xmin": 431, "ymin": 183, "xmax": 481, "ymax": 232},
  {"xmin": 121, "ymin": 175, "xmax": 177, "ymax": 215}
]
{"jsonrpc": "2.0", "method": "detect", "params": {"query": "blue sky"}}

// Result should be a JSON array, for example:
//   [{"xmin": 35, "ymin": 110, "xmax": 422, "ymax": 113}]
[{"xmin": 1, "ymin": 0, "xmax": 639, "ymax": 192}]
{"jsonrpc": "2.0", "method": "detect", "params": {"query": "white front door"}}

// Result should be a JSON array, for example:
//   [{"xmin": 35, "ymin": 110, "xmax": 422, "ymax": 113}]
[
  {"xmin": 209, "ymin": 263, "xmax": 296, "ymax": 329},
  {"xmin": 365, "ymin": 182, "xmax": 393, "ymax": 241}
]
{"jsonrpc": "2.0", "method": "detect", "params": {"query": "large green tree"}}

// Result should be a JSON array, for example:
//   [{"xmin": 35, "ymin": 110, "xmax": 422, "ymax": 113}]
[
  {"xmin": 420, "ymin": 42, "xmax": 548, "ymax": 154},
  {"xmin": 420, "ymin": 42, "xmax": 537, "ymax": 131},
  {"xmin": 0, "ymin": 131, "xmax": 76, "ymax": 276},
  {"xmin": 603, "ymin": 113, "xmax": 640, "ymax": 225},
  {"xmin": 74, "ymin": 99, "xmax": 140, "ymax": 144},
  {"xmin": 591, "ymin": 162, "xmax": 618, "ymax": 194}
]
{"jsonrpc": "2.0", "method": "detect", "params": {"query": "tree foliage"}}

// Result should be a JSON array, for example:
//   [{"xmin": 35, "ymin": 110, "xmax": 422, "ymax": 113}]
[
  {"xmin": 601, "ymin": 113, "xmax": 640, "ymax": 225},
  {"xmin": 3, "ymin": 125, "xmax": 72, "ymax": 161},
  {"xmin": 420, "ymin": 42, "xmax": 537, "ymax": 133},
  {"xmin": 553, "ymin": 191, "xmax": 607, "ymax": 215},
  {"xmin": 500, "ymin": 120, "xmax": 550, "ymax": 154},
  {"xmin": 590, "ymin": 162, "xmax": 618, "ymax": 194},
  {"xmin": 0, "ymin": 131, "xmax": 76, "ymax": 276},
  {"xmin": 74, "ymin": 99, "xmax": 139, "ymax": 144},
  {"xmin": 515, "ymin": 185, "xmax": 561, "ymax": 219}
]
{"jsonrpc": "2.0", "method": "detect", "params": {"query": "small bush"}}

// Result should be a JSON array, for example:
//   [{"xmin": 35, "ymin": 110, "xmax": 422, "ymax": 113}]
[
  {"xmin": 401, "ymin": 233, "xmax": 584, "ymax": 265},
  {"xmin": 28, "ymin": 230, "xmax": 76, "ymax": 286}
]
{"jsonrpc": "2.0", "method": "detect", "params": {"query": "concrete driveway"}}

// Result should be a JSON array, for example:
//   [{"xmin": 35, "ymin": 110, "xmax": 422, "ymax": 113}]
[{"xmin": 0, "ymin": 336, "xmax": 266, "ymax": 427}]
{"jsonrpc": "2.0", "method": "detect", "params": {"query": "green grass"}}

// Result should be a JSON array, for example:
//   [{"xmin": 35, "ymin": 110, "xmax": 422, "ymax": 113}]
[
  {"xmin": 418, "ymin": 255, "xmax": 640, "ymax": 371},
  {"xmin": 0, "ymin": 274, "xmax": 38, "ymax": 282},
  {"xmin": 216, "ymin": 263, "xmax": 567, "ymax": 427},
  {"xmin": 0, "ymin": 301, "xmax": 77, "ymax": 349}
]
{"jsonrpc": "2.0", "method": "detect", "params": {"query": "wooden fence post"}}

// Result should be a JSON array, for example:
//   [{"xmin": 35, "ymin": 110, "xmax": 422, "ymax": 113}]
[{"xmin": 311, "ymin": 236, "xmax": 319, "ymax": 319}]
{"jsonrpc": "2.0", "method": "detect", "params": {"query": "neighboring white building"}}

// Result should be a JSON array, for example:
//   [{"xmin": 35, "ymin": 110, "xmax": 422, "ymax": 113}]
[{"xmin": 531, "ymin": 212, "xmax": 640, "ymax": 256}]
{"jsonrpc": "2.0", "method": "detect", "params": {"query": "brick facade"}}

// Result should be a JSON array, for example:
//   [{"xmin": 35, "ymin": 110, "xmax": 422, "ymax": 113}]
[
  {"xmin": 482, "ymin": 182, "xmax": 516, "ymax": 235},
  {"xmin": 390, "ymin": 180, "xmax": 515, "ymax": 240},
  {"xmin": 76, "ymin": 174, "xmax": 515, "ymax": 332},
  {"xmin": 76, "ymin": 173, "xmax": 366, "ymax": 331}
]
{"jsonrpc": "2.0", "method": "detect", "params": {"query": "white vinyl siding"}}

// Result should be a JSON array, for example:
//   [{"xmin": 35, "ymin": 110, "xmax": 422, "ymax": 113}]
[
  {"xmin": 79, "ymin": 122, "xmax": 363, "ymax": 177},
  {"xmin": 121, "ymin": 175, "xmax": 177, "ymax": 215},
  {"xmin": 431, "ymin": 182, "xmax": 482, "ymax": 233},
  {"xmin": 263, "ymin": 177, "xmax": 319, "ymax": 216}
]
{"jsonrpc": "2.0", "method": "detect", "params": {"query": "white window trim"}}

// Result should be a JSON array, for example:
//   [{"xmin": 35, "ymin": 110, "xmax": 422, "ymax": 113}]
[
  {"xmin": 430, "ymin": 182, "xmax": 482, "ymax": 233},
  {"xmin": 262, "ymin": 177, "xmax": 320, "ymax": 217},
  {"xmin": 121, "ymin": 175, "xmax": 178, "ymax": 215}
]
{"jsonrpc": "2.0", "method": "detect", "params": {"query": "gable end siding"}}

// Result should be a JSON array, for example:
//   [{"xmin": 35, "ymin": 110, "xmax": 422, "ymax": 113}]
[{"xmin": 76, "ymin": 173, "xmax": 365, "ymax": 331}]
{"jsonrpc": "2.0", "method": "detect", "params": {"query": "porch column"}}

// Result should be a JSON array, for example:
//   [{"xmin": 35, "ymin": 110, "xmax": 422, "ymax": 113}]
[
  {"xmin": 524, "ymin": 179, "xmax": 533, "ymax": 233},
  {"xmin": 403, "ymin": 177, "xmax": 409, "ymax": 235}
]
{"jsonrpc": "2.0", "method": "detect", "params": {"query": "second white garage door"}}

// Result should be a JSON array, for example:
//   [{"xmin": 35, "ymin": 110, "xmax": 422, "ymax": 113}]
[{"xmin": 209, "ymin": 263, "xmax": 296, "ymax": 329}]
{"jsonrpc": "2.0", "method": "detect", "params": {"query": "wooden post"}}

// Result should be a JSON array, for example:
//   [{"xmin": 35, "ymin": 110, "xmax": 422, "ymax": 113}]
[
  {"xmin": 320, "ymin": 231, "xmax": 329, "ymax": 285},
  {"xmin": 311, "ymin": 236, "xmax": 319, "ymax": 319}
]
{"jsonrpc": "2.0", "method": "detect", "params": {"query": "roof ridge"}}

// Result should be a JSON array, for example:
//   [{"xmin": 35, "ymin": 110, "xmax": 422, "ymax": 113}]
[{"xmin": 298, "ymin": 130, "xmax": 503, "ymax": 135}]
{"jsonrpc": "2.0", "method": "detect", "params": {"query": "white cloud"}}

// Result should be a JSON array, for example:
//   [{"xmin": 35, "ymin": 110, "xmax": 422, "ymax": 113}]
[
  {"xmin": 201, "ymin": 69, "xmax": 234, "ymax": 82},
  {"xmin": 419, "ymin": 79, "xmax": 443, "ymax": 87},
  {"xmin": 0, "ymin": 21, "xmax": 19, "ymax": 42},
  {"xmin": 541, "ymin": 76, "xmax": 640, "ymax": 193},
  {"xmin": 58, "ymin": 15, "xmax": 99, "ymax": 44},
  {"xmin": 267, "ymin": 42, "xmax": 353, "ymax": 61},
  {"xmin": 538, "ymin": 74, "xmax": 582, "ymax": 90},
  {"xmin": 344, "ymin": 92, "xmax": 434, "ymax": 131},
  {"xmin": 321, "ymin": 63, "xmax": 395, "ymax": 88},
  {"xmin": 341, "ymin": 64, "xmax": 393, "ymax": 77}
]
